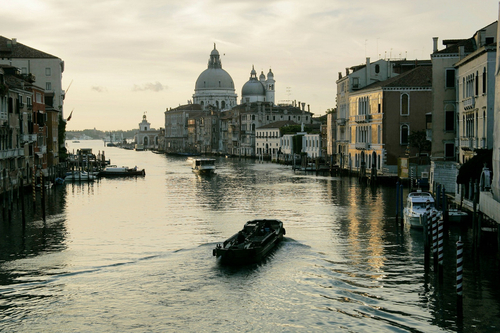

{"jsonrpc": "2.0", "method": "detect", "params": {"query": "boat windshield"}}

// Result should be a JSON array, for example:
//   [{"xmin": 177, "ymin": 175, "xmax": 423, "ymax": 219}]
[{"xmin": 412, "ymin": 202, "xmax": 434, "ymax": 209}]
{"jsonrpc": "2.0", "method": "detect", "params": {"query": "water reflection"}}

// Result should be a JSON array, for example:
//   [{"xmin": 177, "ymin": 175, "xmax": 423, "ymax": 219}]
[{"xmin": 0, "ymin": 141, "xmax": 498, "ymax": 332}]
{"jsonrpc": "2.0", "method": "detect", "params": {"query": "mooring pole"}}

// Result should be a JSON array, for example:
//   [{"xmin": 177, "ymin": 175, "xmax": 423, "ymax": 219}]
[
  {"xmin": 438, "ymin": 217, "xmax": 444, "ymax": 283},
  {"xmin": 41, "ymin": 172, "xmax": 46, "ymax": 221},
  {"xmin": 20, "ymin": 177, "xmax": 26, "ymax": 226},
  {"xmin": 456, "ymin": 237, "xmax": 464, "ymax": 318},
  {"xmin": 432, "ymin": 211, "xmax": 438, "ymax": 272},
  {"xmin": 423, "ymin": 214, "xmax": 430, "ymax": 268},
  {"xmin": 396, "ymin": 182, "xmax": 400, "ymax": 223}
]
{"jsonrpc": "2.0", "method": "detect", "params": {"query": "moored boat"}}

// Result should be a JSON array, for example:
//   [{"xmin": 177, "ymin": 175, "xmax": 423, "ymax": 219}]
[
  {"xmin": 98, "ymin": 166, "xmax": 145, "ymax": 177},
  {"xmin": 213, "ymin": 219, "xmax": 286, "ymax": 265},
  {"xmin": 65, "ymin": 171, "xmax": 96, "ymax": 181},
  {"xmin": 403, "ymin": 190, "xmax": 442, "ymax": 228},
  {"xmin": 192, "ymin": 158, "xmax": 216, "ymax": 174}
]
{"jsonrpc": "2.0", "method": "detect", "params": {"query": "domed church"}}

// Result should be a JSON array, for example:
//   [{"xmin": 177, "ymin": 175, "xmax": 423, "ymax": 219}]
[
  {"xmin": 240, "ymin": 66, "xmax": 275, "ymax": 104},
  {"xmin": 192, "ymin": 44, "xmax": 237, "ymax": 111}
]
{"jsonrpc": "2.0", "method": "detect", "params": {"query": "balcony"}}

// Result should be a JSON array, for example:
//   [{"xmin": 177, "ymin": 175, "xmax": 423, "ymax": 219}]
[
  {"xmin": 355, "ymin": 142, "xmax": 369, "ymax": 150},
  {"xmin": 0, "ymin": 148, "xmax": 25, "ymax": 159},
  {"xmin": 460, "ymin": 137, "xmax": 472, "ymax": 150},
  {"xmin": 463, "ymin": 96, "xmax": 475, "ymax": 110},
  {"xmin": 336, "ymin": 118, "xmax": 346, "ymax": 126},
  {"xmin": 22, "ymin": 133, "xmax": 37, "ymax": 143},
  {"xmin": 354, "ymin": 114, "xmax": 370, "ymax": 123}
]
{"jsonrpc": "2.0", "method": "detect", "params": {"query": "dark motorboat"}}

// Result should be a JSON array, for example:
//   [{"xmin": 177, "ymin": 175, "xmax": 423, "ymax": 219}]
[
  {"xmin": 98, "ymin": 166, "xmax": 145, "ymax": 177},
  {"xmin": 213, "ymin": 219, "xmax": 286, "ymax": 265}
]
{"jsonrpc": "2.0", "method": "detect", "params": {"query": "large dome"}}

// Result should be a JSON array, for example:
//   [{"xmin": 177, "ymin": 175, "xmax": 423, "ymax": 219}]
[
  {"xmin": 194, "ymin": 45, "xmax": 235, "ymax": 91},
  {"xmin": 195, "ymin": 68, "xmax": 234, "ymax": 90}
]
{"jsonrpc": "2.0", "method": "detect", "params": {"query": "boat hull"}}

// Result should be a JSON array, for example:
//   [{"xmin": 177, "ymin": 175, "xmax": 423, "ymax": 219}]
[{"xmin": 213, "ymin": 219, "xmax": 285, "ymax": 265}]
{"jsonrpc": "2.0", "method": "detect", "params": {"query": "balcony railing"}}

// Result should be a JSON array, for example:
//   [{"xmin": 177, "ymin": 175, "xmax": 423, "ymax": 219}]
[
  {"xmin": 460, "ymin": 137, "xmax": 472, "ymax": 150},
  {"xmin": 355, "ymin": 142, "xmax": 369, "ymax": 150},
  {"xmin": 354, "ymin": 114, "xmax": 370, "ymax": 123},
  {"xmin": 22, "ymin": 133, "xmax": 37, "ymax": 143},
  {"xmin": 0, "ymin": 148, "xmax": 25, "ymax": 159},
  {"xmin": 463, "ymin": 96, "xmax": 475, "ymax": 110}
]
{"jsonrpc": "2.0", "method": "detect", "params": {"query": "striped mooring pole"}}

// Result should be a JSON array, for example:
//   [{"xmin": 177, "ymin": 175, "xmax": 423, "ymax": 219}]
[
  {"xmin": 432, "ymin": 211, "xmax": 438, "ymax": 271},
  {"xmin": 438, "ymin": 217, "xmax": 444, "ymax": 282},
  {"xmin": 456, "ymin": 237, "xmax": 464, "ymax": 318},
  {"xmin": 423, "ymin": 200, "xmax": 431, "ymax": 267}
]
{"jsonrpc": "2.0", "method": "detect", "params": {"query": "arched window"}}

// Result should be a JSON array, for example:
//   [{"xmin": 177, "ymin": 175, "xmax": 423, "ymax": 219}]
[
  {"xmin": 401, "ymin": 94, "xmax": 409, "ymax": 115},
  {"xmin": 401, "ymin": 124, "xmax": 409, "ymax": 145},
  {"xmin": 375, "ymin": 64, "xmax": 380, "ymax": 73}
]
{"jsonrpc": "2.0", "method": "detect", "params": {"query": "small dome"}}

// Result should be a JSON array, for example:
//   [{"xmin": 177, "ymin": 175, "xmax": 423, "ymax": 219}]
[
  {"xmin": 242, "ymin": 80, "xmax": 266, "ymax": 96},
  {"xmin": 267, "ymin": 69, "xmax": 274, "ymax": 79},
  {"xmin": 259, "ymin": 71, "xmax": 265, "ymax": 81}
]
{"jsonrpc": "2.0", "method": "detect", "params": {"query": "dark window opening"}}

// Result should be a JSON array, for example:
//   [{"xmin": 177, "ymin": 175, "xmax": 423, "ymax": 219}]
[{"xmin": 445, "ymin": 69, "xmax": 455, "ymax": 88}]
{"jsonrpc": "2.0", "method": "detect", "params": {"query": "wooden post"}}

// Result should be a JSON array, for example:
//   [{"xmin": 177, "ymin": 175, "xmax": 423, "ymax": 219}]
[
  {"xmin": 438, "ymin": 217, "xmax": 444, "ymax": 283},
  {"xmin": 20, "ymin": 177, "xmax": 25, "ymax": 226},
  {"xmin": 423, "ymin": 214, "xmax": 430, "ymax": 268},
  {"xmin": 432, "ymin": 211, "xmax": 438, "ymax": 272},
  {"xmin": 396, "ymin": 182, "xmax": 400, "ymax": 223},
  {"xmin": 400, "ymin": 184, "xmax": 404, "ymax": 225},
  {"xmin": 456, "ymin": 237, "xmax": 464, "ymax": 318},
  {"xmin": 32, "ymin": 166, "xmax": 36, "ymax": 212},
  {"xmin": 41, "ymin": 172, "xmax": 46, "ymax": 221}
]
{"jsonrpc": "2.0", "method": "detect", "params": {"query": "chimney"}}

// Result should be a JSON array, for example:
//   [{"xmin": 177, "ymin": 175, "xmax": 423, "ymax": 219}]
[
  {"xmin": 346, "ymin": 68, "xmax": 349, "ymax": 76},
  {"xmin": 307, "ymin": 104, "xmax": 310, "ymax": 112},
  {"xmin": 366, "ymin": 57, "xmax": 371, "ymax": 84},
  {"xmin": 459, "ymin": 45, "xmax": 465, "ymax": 60},
  {"xmin": 433, "ymin": 37, "xmax": 438, "ymax": 53},
  {"xmin": 301, "ymin": 102, "xmax": 305, "ymax": 111},
  {"xmin": 11, "ymin": 38, "xmax": 17, "ymax": 45},
  {"xmin": 338, "ymin": 72, "xmax": 342, "ymax": 80}
]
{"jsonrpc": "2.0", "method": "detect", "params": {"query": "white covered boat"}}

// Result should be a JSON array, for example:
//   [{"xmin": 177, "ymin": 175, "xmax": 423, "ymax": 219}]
[
  {"xmin": 403, "ymin": 190, "xmax": 441, "ymax": 228},
  {"xmin": 191, "ymin": 158, "xmax": 216, "ymax": 174},
  {"xmin": 65, "ymin": 171, "xmax": 96, "ymax": 181}
]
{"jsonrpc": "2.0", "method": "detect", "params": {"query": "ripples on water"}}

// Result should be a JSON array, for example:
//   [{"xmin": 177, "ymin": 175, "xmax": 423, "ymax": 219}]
[{"xmin": 1, "ymin": 140, "xmax": 499, "ymax": 332}]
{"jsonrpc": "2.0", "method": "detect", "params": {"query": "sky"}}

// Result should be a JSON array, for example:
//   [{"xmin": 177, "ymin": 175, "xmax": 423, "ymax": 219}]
[{"xmin": 1, "ymin": 0, "xmax": 499, "ymax": 131}]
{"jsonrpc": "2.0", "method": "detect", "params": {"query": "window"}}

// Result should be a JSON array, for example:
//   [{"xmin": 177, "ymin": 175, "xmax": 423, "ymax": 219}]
[
  {"xmin": 445, "ymin": 143, "xmax": 455, "ymax": 160},
  {"xmin": 445, "ymin": 104, "xmax": 455, "ymax": 131},
  {"xmin": 401, "ymin": 124, "xmax": 409, "ymax": 145},
  {"xmin": 375, "ymin": 64, "xmax": 380, "ymax": 73},
  {"xmin": 475, "ymin": 71, "xmax": 479, "ymax": 95},
  {"xmin": 46, "ymin": 82, "xmax": 52, "ymax": 91},
  {"xmin": 445, "ymin": 69, "xmax": 455, "ymax": 88},
  {"xmin": 401, "ymin": 94, "xmax": 409, "ymax": 115},
  {"xmin": 352, "ymin": 77, "xmax": 359, "ymax": 88},
  {"xmin": 483, "ymin": 67, "xmax": 486, "ymax": 94},
  {"xmin": 45, "ymin": 68, "xmax": 51, "ymax": 76}
]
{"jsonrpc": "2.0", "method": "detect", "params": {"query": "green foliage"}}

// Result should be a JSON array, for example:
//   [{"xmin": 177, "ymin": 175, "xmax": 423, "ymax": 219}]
[
  {"xmin": 280, "ymin": 125, "xmax": 311, "ymax": 135},
  {"xmin": 408, "ymin": 130, "xmax": 431, "ymax": 154}
]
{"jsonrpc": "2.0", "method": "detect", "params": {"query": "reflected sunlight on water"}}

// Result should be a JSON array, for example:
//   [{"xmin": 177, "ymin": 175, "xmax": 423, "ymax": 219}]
[{"xmin": 0, "ymin": 140, "xmax": 499, "ymax": 332}]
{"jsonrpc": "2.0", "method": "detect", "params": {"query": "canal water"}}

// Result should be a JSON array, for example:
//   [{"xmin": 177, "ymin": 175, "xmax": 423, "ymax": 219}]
[{"xmin": 1, "ymin": 140, "xmax": 499, "ymax": 332}]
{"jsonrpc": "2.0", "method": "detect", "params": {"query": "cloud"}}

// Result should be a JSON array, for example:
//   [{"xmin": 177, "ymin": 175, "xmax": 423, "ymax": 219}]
[
  {"xmin": 91, "ymin": 86, "xmax": 107, "ymax": 93},
  {"xmin": 132, "ymin": 82, "xmax": 166, "ymax": 92}
]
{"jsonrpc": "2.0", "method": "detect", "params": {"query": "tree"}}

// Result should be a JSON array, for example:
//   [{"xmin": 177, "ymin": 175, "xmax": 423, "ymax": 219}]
[{"xmin": 408, "ymin": 130, "xmax": 431, "ymax": 158}]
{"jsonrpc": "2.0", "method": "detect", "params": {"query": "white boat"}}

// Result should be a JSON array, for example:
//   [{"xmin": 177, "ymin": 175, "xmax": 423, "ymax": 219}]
[
  {"xmin": 403, "ymin": 190, "xmax": 441, "ymax": 228},
  {"xmin": 191, "ymin": 158, "xmax": 216, "ymax": 174},
  {"xmin": 65, "ymin": 171, "xmax": 96, "ymax": 181}
]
